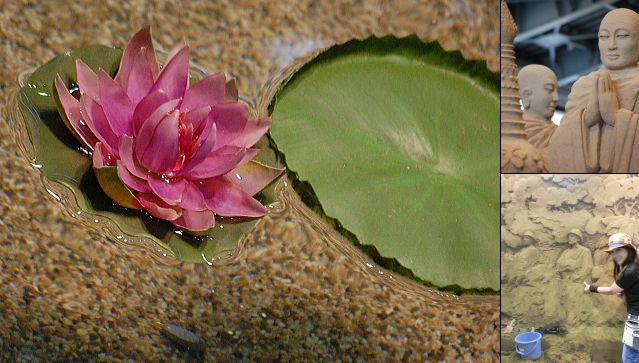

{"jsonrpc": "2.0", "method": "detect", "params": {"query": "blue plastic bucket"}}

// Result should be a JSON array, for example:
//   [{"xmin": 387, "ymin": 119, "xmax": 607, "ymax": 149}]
[{"xmin": 515, "ymin": 332, "xmax": 542, "ymax": 360}]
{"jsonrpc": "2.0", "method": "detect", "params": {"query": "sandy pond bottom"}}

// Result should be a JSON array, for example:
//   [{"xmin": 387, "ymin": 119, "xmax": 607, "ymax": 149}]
[{"xmin": 0, "ymin": 177, "xmax": 498, "ymax": 362}]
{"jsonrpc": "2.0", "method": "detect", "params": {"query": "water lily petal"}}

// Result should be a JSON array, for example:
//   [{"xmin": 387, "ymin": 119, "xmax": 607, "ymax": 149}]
[
  {"xmin": 209, "ymin": 103, "xmax": 249, "ymax": 151},
  {"xmin": 54, "ymin": 74, "xmax": 99, "ymax": 150},
  {"xmin": 76, "ymin": 59, "xmax": 99, "ymax": 103},
  {"xmin": 222, "ymin": 160, "xmax": 284, "ymax": 196},
  {"xmin": 198, "ymin": 177, "xmax": 267, "ymax": 217},
  {"xmin": 125, "ymin": 48, "xmax": 155, "ymax": 106},
  {"xmin": 115, "ymin": 26, "xmax": 159, "ymax": 90},
  {"xmin": 92, "ymin": 141, "xmax": 116, "ymax": 168},
  {"xmin": 228, "ymin": 117, "xmax": 272, "ymax": 148},
  {"xmin": 148, "ymin": 173, "xmax": 186, "ymax": 205},
  {"xmin": 150, "ymin": 46, "xmax": 189, "ymax": 101},
  {"xmin": 134, "ymin": 99, "xmax": 181, "ymax": 163},
  {"xmin": 98, "ymin": 69, "xmax": 134, "ymax": 137},
  {"xmin": 171, "ymin": 208, "xmax": 214, "ymax": 233},
  {"xmin": 118, "ymin": 135, "xmax": 148, "ymax": 180},
  {"xmin": 179, "ymin": 122, "xmax": 216, "ymax": 177},
  {"xmin": 138, "ymin": 192, "xmax": 182, "ymax": 221},
  {"xmin": 116, "ymin": 160, "xmax": 150, "ymax": 193},
  {"xmin": 187, "ymin": 147, "xmax": 259, "ymax": 180},
  {"xmin": 138, "ymin": 110, "xmax": 180, "ymax": 175},
  {"xmin": 164, "ymin": 39, "xmax": 187, "ymax": 67},
  {"xmin": 178, "ymin": 180, "xmax": 208, "ymax": 211},
  {"xmin": 80, "ymin": 95, "xmax": 119, "ymax": 155},
  {"xmin": 131, "ymin": 91, "xmax": 174, "ymax": 136},
  {"xmin": 180, "ymin": 72, "xmax": 226, "ymax": 112},
  {"xmin": 183, "ymin": 106, "xmax": 211, "ymax": 137}
]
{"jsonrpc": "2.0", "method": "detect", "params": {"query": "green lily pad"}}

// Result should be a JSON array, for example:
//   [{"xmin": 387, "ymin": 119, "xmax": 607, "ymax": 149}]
[
  {"xmin": 268, "ymin": 35, "xmax": 499, "ymax": 291},
  {"xmin": 17, "ymin": 45, "xmax": 280, "ymax": 263}
]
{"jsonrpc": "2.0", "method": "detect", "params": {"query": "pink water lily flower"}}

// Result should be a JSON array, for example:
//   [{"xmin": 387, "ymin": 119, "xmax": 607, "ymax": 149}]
[{"xmin": 54, "ymin": 27, "xmax": 283, "ymax": 235}]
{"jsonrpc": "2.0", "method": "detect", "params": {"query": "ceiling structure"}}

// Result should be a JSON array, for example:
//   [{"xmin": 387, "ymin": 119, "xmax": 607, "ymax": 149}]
[{"xmin": 506, "ymin": 0, "xmax": 639, "ymax": 111}]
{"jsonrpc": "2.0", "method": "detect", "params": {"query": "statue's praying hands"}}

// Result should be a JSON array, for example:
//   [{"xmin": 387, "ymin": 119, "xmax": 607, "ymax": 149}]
[{"xmin": 598, "ymin": 70, "xmax": 621, "ymax": 126}]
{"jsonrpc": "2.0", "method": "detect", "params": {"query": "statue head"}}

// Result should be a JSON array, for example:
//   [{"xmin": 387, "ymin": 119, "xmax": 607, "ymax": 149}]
[
  {"xmin": 568, "ymin": 229, "xmax": 583, "ymax": 246},
  {"xmin": 518, "ymin": 65, "xmax": 558, "ymax": 120},
  {"xmin": 599, "ymin": 8, "xmax": 639, "ymax": 70}
]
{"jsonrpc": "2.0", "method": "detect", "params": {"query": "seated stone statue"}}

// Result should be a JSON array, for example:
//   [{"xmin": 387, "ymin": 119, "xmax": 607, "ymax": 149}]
[
  {"xmin": 518, "ymin": 65, "xmax": 559, "ymax": 159},
  {"xmin": 548, "ymin": 8, "xmax": 639, "ymax": 172},
  {"xmin": 555, "ymin": 229, "xmax": 593, "ymax": 282}
]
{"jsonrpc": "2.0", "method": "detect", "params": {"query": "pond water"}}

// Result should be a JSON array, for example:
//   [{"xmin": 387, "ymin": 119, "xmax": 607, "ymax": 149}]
[
  {"xmin": 0, "ymin": 0, "xmax": 499, "ymax": 361},
  {"xmin": 501, "ymin": 174, "xmax": 639, "ymax": 362}
]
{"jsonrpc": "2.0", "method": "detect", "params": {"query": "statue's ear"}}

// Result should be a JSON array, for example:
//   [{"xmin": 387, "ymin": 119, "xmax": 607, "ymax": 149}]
[{"xmin": 520, "ymin": 88, "xmax": 532, "ymax": 109}]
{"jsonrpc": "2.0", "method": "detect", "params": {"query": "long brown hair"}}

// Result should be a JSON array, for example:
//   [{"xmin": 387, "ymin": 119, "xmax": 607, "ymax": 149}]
[{"xmin": 614, "ymin": 246, "xmax": 639, "ymax": 279}]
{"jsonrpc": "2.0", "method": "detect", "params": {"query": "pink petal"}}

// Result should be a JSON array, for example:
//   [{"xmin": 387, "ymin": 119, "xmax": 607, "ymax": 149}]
[
  {"xmin": 180, "ymin": 72, "xmax": 226, "ymax": 112},
  {"xmin": 138, "ymin": 110, "xmax": 180, "ymax": 175},
  {"xmin": 228, "ymin": 117, "xmax": 272, "ymax": 148},
  {"xmin": 134, "ymin": 99, "xmax": 180, "ymax": 162},
  {"xmin": 178, "ymin": 180, "xmax": 208, "ymax": 211},
  {"xmin": 131, "ymin": 91, "xmax": 173, "ymax": 136},
  {"xmin": 187, "ymin": 147, "xmax": 259, "ymax": 180},
  {"xmin": 118, "ymin": 135, "xmax": 149, "ymax": 179},
  {"xmin": 115, "ymin": 27, "xmax": 159, "ymax": 89},
  {"xmin": 76, "ymin": 59, "xmax": 99, "ymax": 103},
  {"xmin": 198, "ymin": 177, "xmax": 267, "ymax": 217},
  {"xmin": 55, "ymin": 74, "xmax": 99, "ymax": 150},
  {"xmin": 209, "ymin": 103, "xmax": 249, "ymax": 151},
  {"xmin": 148, "ymin": 174, "xmax": 186, "ymax": 205},
  {"xmin": 183, "ymin": 106, "xmax": 211, "ymax": 137},
  {"xmin": 138, "ymin": 192, "xmax": 182, "ymax": 221},
  {"xmin": 92, "ymin": 141, "xmax": 116, "ymax": 168},
  {"xmin": 125, "ymin": 48, "xmax": 155, "ymax": 106},
  {"xmin": 150, "ymin": 46, "xmax": 190, "ymax": 101},
  {"xmin": 171, "ymin": 208, "xmax": 214, "ymax": 232},
  {"xmin": 179, "ymin": 122, "xmax": 216, "ymax": 177},
  {"xmin": 80, "ymin": 95, "xmax": 119, "ymax": 155},
  {"xmin": 222, "ymin": 161, "xmax": 284, "ymax": 196},
  {"xmin": 98, "ymin": 69, "xmax": 134, "ymax": 137},
  {"xmin": 116, "ymin": 160, "xmax": 150, "ymax": 193},
  {"xmin": 164, "ymin": 39, "xmax": 187, "ymax": 67}
]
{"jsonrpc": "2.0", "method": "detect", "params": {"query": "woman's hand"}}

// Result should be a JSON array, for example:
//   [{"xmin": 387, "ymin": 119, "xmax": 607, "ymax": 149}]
[{"xmin": 584, "ymin": 281, "xmax": 592, "ymax": 293}]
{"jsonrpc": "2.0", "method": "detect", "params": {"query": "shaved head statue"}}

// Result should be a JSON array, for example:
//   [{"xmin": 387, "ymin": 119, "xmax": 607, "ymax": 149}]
[
  {"xmin": 599, "ymin": 8, "xmax": 639, "ymax": 70},
  {"xmin": 548, "ymin": 8, "xmax": 639, "ymax": 172},
  {"xmin": 518, "ymin": 64, "xmax": 559, "ymax": 158}
]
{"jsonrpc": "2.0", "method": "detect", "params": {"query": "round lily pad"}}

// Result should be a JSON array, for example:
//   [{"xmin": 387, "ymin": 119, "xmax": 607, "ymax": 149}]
[
  {"xmin": 16, "ymin": 45, "xmax": 280, "ymax": 263},
  {"xmin": 268, "ymin": 35, "xmax": 499, "ymax": 291}
]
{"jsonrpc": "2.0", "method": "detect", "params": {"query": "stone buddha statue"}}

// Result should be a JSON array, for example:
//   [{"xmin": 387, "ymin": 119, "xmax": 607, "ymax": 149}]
[
  {"xmin": 548, "ymin": 8, "xmax": 639, "ymax": 172},
  {"xmin": 518, "ymin": 65, "xmax": 559, "ymax": 159}
]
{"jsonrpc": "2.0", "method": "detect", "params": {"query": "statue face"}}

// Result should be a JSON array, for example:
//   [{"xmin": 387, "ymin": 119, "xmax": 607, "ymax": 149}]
[
  {"xmin": 599, "ymin": 14, "xmax": 639, "ymax": 70},
  {"xmin": 568, "ymin": 234, "xmax": 581, "ymax": 245},
  {"xmin": 528, "ymin": 72, "xmax": 558, "ymax": 120}
]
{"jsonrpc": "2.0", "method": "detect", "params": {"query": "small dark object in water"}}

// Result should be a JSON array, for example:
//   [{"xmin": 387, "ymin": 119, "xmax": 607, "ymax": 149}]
[{"xmin": 161, "ymin": 322, "xmax": 205, "ymax": 352}]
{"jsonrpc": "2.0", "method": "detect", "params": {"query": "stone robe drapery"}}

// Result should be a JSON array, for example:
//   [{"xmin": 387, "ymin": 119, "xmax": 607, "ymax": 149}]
[
  {"xmin": 523, "ymin": 112, "xmax": 557, "ymax": 159},
  {"xmin": 547, "ymin": 67, "xmax": 639, "ymax": 172},
  {"xmin": 555, "ymin": 245, "xmax": 593, "ymax": 283}
]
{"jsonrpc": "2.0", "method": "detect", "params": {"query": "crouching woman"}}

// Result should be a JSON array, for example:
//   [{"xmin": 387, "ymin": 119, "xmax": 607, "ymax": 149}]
[{"xmin": 585, "ymin": 233, "xmax": 639, "ymax": 363}]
